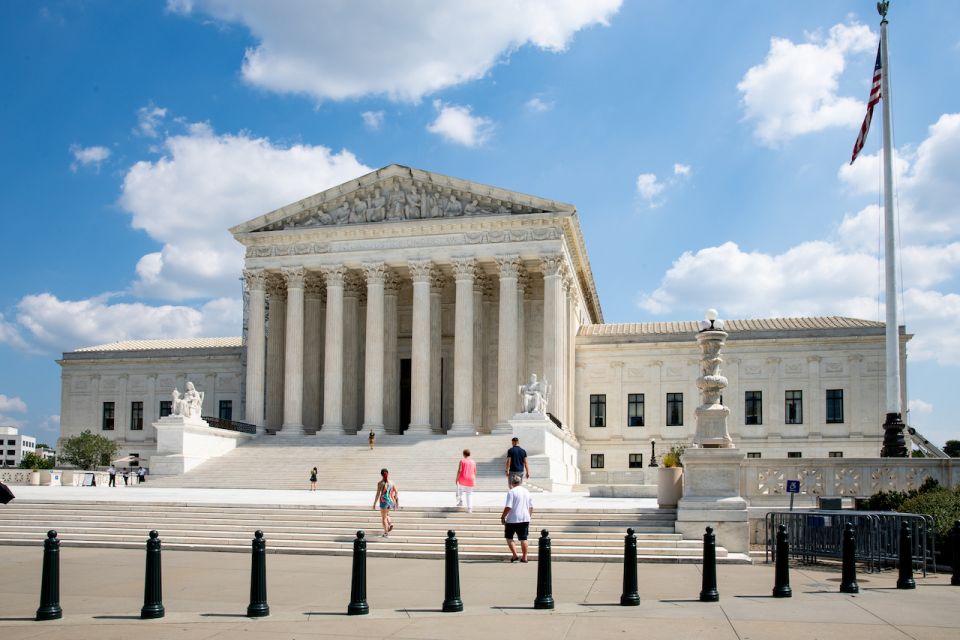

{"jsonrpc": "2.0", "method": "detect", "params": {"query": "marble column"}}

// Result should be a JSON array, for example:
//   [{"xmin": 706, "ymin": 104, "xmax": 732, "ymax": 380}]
[
  {"xmin": 408, "ymin": 260, "xmax": 434, "ymax": 434},
  {"xmin": 302, "ymin": 275, "xmax": 324, "ymax": 433},
  {"xmin": 540, "ymin": 256, "xmax": 566, "ymax": 424},
  {"xmin": 343, "ymin": 274, "xmax": 363, "ymax": 434},
  {"xmin": 281, "ymin": 266, "xmax": 305, "ymax": 435},
  {"xmin": 516, "ymin": 268, "xmax": 529, "ymax": 386},
  {"xmin": 450, "ymin": 258, "xmax": 476, "ymax": 435},
  {"xmin": 495, "ymin": 256, "xmax": 521, "ymax": 432},
  {"xmin": 362, "ymin": 263, "xmax": 387, "ymax": 433},
  {"xmin": 321, "ymin": 265, "xmax": 346, "ymax": 432},
  {"xmin": 383, "ymin": 272, "xmax": 400, "ymax": 434},
  {"xmin": 471, "ymin": 274, "xmax": 485, "ymax": 432},
  {"xmin": 244, "ymin": 270, "xmax": 268, "ymax": 431},
  {"xmin": 118, "ymin": 374, "xmax": 128, "ymax": 440},
  {"xmin": 265, "ymin": 276, "xmax": 286, "ymax": 430},
  {"xmin": 430, "ymin": 272, "xmax": 444, "ymax": 433}
]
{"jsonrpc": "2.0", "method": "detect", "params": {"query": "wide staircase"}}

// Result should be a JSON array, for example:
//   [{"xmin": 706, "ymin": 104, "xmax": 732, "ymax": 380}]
[
  {"xmin": 148, "ymin": 433, "xmax": 532, "ymax": 491},
  {"xmin": 0, "ymin": 500, "xmax": 745, "ymax": 563}
]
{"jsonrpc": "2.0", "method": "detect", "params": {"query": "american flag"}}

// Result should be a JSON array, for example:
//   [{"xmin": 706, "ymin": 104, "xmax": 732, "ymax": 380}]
[{"xmin": 851, "ymin": 45, "xmax": 882, "ymax": 164}]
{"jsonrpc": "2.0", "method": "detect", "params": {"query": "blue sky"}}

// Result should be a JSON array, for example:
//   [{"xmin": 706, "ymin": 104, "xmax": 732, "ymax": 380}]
[{"xmin": 1, "ymin": 1, "xmax": 958, "ymax": 448}]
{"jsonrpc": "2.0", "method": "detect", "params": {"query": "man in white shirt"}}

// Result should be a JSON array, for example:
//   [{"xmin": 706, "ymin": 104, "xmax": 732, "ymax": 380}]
[{"xmin": 501, "ymin": 474, "xmax": 534, "ymax": 562}]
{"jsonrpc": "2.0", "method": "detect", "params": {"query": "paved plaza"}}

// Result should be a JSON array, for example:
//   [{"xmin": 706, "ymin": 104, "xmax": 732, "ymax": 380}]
[{"xmin": 1, "ymin": 533, "xmax": 958, "ymax": 639}]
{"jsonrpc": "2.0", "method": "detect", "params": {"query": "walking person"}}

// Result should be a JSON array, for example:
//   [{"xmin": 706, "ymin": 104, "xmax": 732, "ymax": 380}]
[
  {"xmin": 107, "ymin": 465, "xmax": 117, "ymax": 487},
  {"xmin": 505, "ymin": 437, "xmax": 530, "ymax": 487},
  {"xmin": 373, "ymin": 468, "xmax": 399, "ymax": 537},
  {"xmin": 137, "ymin": 466, "xmax": 146, "ymax": 484},
  {"xmin": 122, "ymin": 468, "xmax": 130, "ymax": 486},
  {"xmin": 455, "ymin": 449, "xmax": 477, "ymax": 513},
  {"xmin": 501, "ymin": 474, "xmax": 533, "ymax": 562},
  {"xmin": 368, "ymin": 430, "xmax": 376, "ymax": 450},
  {"xmin": 309, "ymin": 466, "xmax": 318, "ymax": 491}
]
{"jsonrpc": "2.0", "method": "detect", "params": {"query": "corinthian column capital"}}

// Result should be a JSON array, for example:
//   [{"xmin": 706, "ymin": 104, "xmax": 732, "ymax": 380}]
[
  {"xmin": 451, "ymin": 258, "xmax": 478, "ymax": 282},
  {"xmin": 320, "ymin": 264, "xmax": 347, "ymax": 286},
  {"xmin": 408, "ymin": 260, "xmax": 435, "ymax": 283},
  {"xmin": 362, "ymin": 262, "xmax": 388, "ymax": 285},
  {"xmin": 281, "ymin": 266, "xmax": 306, "ymax": 288},
  {"xmin": 539, "ymin": 254, "xmax": 566, "ymax": 278},
  {"xmin": 243, "ymin": 268, "xmax": 268, "ymax": 291},
  {"xmin": 495, "ymin": 255, "xmax": 521, "ymax": 279}
]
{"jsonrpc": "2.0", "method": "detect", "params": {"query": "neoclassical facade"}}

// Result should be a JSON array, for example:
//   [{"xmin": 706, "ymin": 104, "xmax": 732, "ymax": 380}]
[{"xmin": 57, "ymin": 165, "xmax": 908, "ymax": 473}]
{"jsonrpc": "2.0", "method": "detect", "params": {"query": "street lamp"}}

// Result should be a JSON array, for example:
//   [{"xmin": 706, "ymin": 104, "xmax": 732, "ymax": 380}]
[{"xmin": 648, "ymin": 439, "xmax": 659, "ymax": 467}]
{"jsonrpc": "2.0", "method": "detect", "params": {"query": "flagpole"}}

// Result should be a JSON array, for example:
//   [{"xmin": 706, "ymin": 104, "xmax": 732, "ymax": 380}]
[{"xmin": 878, "ymin": 1, "xmax": 907, "ymax": 457}]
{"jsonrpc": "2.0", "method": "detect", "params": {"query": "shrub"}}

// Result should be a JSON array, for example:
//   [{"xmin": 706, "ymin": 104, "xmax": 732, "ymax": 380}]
[
  {"xmin": 18, "ymin": 452, "xmax": 54, "ymax": 470},
  {"xmin": 59, "ymin": 430, "xmax": 118, "ymax": 470},
  {"xmin": 900, "ymin": 487, "xmax": 960, "ymax": 544}
]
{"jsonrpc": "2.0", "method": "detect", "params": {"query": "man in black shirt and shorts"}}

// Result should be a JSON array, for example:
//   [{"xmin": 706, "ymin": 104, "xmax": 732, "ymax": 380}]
[{"xmin": 505, "ymin": 437, "xmax": 530, "ymax": 487}]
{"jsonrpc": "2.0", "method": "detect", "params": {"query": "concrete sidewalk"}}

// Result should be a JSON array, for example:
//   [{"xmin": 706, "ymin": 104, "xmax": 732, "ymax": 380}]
[
  {"xmin": 0, "ymin": 546, "xmax": 957, "ymax": 640},
  {"xmin": 7, "ymin": 485, "xmax": 659, "ymax": 510}
]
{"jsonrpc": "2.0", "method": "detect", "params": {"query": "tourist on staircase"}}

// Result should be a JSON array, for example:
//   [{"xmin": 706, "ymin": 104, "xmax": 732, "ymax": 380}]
[
  {"xmin": 501, "ymin": 474, "xmax": 533, "ymax": 563},
  {"xmin": 309, "ymin": 467, "xmax": 318, "ymax": 491},
  {"xmin": 505, "ymin": 437, "xmax": 529, "ymax": 488},
  {"xmin": 373, "ymin": 468, "xmax": 399, "ymax": 537},
  {"xmin": 455, "ymin": 449, "xmax": 477, "ymax": 513}
]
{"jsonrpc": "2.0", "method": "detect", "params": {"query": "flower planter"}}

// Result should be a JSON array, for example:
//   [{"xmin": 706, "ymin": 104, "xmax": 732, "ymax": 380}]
[
  {"xmin": 657, "ymin": 467, "xmax": 683, "ymax": 508},
  {"xmin": 29, "ymin": 471, "xmax": 41, "ymax": 486}
]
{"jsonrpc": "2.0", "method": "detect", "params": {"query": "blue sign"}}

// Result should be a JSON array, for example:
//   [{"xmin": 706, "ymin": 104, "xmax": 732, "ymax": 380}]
[{"xmin": 786, "ymin": 480, "xmax": 801, "ymax": 494}]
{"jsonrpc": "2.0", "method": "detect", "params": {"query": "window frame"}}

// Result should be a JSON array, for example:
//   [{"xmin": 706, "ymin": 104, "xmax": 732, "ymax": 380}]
[
  {"xmin": 159, "ymin": 400, "xmax": 172, "ymax": 418},
  {"xmin": 628, "ymin": 453, "xmax": 644, "ymax": 468},
  {"xmin": 785, "ymin": 390, "xmax": 803, "ymax": 424},
  {"xmin": 744, "ymin": 390, "xmax": 762, "ymax": 425},
  {"xmin": 627, "ymin": 393, "xmax": 645, "ymax": 427},
  {"xmin": 787, "ymin": 451, "xmax": 802, "ymax": 458},
  {"xmin": 589, "ymin": 394, "xmax": 606, "ymax": 428},
  {"xmin": 218, "ymin": 400, "xmax": 233, "ymax": 421},
  {"xmin": 828, "ymin": 451, "xmax": 844, "ymax": 458},
  {"xmin": 826, "ymin": 389, "xmax": 844, "ymax": 424},
  {"xmin": 746, "ymin": 452, "xmax": 762, "ymax": 459},
  {"xmin": 102, "ymin": 401, "xmax": 115, "ymax": 431},
  {"xmin": 666, "ymin": 392, "xmax": 683, "ymax": 426},
  {"xmin": 590, "ymin": 453, "xmax": 605, "ymax": 469},
  {"xmin": 130, "ymin": 401, "xmax": 144, "ymax": 431}
]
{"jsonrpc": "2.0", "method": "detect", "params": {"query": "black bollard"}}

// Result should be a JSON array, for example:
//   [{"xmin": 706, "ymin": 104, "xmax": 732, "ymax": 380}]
[
  {"xmin": 951, "ymin": 520, "xmax": 960, "ymax": 587},
  {"xmin": 141, "ymin": 530, "xmax": 165, "ymax": 619},
  {"xmin": 699, "ymin": 526, "xmax": 719, "ymax": 602},
  {"xmin": 772, "ymin": 524, "xmax": 792, "ymax": 598},
  {"xmin": 347, "ymin": 531, "xmax": 369, "ymax": 615},
  {"xmin": 533, "ymin": 529, "xmax": 555, "ymax": 610},
  {"xmin": 620, "ymin": 527, "xmax": 640, "ymax": 606},
  {"xmin": 896, "ymin": 521, "xmax": 916, "ymax": 590},
  {"xmin": 442, "ymin": 530, "xmax": 463, "ymax": 612},
  {"xmin": 35, "ymin": 530, "xmax": 62, "ymax": 621},
  {"xmin": 247, "ymin": 530, "xmax": 270, "ymax": 617},
  {"xmin": 840, "ymin": 523, "xmax": 859, "ymax": 594}
]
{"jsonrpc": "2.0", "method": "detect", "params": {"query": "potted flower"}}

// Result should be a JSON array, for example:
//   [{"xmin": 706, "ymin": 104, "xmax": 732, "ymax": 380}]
[
  {"xmin": 29, "ymin": 466, "xmax": 41, "ymax": 486},
  {"xmin": 657, "ymin": 445, "xmax": 684, "ymax": 508}
]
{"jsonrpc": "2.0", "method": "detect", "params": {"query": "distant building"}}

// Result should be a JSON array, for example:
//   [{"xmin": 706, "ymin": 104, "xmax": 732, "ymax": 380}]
[{"xmin": 0, "ymin": 426, "xmax": 37, "ymax": 468}]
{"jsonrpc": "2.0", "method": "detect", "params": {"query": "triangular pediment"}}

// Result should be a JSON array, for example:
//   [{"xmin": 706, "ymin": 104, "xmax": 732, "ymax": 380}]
[{"xmin": 230, "ymin": 164, "xmax": 575, "ymax": 235}]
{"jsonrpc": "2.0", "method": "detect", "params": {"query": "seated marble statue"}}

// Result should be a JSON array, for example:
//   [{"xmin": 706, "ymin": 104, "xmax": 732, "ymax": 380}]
[
  {"xmin": 172, "ymin": 382, "xmax": 204, "ymax": 419},
  {"xmin": 518, "ymin": 373, "xmax": 549, "ymax": 415}
]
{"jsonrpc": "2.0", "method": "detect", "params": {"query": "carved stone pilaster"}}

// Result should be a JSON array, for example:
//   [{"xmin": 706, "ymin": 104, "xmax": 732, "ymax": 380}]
[
  {"xmin": 266, "ymin": 273, "xmax": 287, "ymax": 301},
  {"xmin": 383, "ymin": 270, "xmax": 401, "ymax": 294}
]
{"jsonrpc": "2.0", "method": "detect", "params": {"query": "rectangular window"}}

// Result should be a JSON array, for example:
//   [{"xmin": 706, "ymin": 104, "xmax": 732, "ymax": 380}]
[
  {"xmin": 102, "ymin": 402, "xmax": 115, "ymax": 431},
  {"xmin": 829, "ymin": 451, "xmax": 844, "ymax": 458},
  {"xmin": 589, "ymin": 394, "xmax": 606, "ymax": 428},
  {"xmin": 785, "ymin": 390, "xmax": 803, "ymax": 424},
  {"xmin": 745, "ymin": 391, "xmax": 762, "ymax": 425},
  {"xmin": 627, "ymin": 393, "xmax": 645, "ymax": 426},
  {"xmin": 826, "ymin": 389, "xmax": 844, "ymax": 424},
  {"xmin": 628, "ymin": 453, "xmax": 643, "ymax": 468},
  {"xmin": 787, "ymin": 451, "xmax": 802, "ymax": 458},
  {"xmin": 666, "ymin": 393, "xmax": 683, "ymax": 426},
  {"xmin": 159, "ymin": 400, "xmax": 172, "ymax": 418},
  {"xmin": 6, "ymin": 440, "xmax": 13, "ymax": 445},
  {"xmin": 590, "ymin": 453, "xmax": 605, "ymax": 469},
  {"xmin": 219, "ymin": 400, "xmax": 233, "ymax": 421},
  {"xmin": 130, "ymin": 402, "xmax": 144, "ymax": 431},
  {"xmin": 746, "ymin": 452, "xmax": 762, "ymax": 459}
]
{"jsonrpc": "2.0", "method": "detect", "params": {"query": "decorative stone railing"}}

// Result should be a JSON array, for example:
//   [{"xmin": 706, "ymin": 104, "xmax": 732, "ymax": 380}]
[{"xmin": 741, "ymin": 457, "xmax": 959, "ymax": 502}]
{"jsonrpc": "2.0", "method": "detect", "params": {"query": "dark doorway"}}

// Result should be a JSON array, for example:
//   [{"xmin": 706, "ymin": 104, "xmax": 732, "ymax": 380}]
[{"xmin": 399, "ymin": 358, "xmax": 411, "ymax": 433}]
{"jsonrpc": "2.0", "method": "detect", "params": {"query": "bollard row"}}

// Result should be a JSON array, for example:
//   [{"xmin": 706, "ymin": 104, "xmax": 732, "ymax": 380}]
[{"xmin": 32, "ymin": 522, "xmax": 960, "ymax": 620}]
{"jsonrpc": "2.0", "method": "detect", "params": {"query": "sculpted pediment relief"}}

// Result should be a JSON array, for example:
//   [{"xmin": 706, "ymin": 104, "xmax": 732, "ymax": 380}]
[{"xmin": 239, "ymin": 165, "xmax": 571, "ymax": 234}]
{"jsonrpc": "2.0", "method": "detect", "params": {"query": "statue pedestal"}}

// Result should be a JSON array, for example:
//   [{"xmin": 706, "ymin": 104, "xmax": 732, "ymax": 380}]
[
  {"xmin": 675, "ymin": 448, "xmax": 749, "ymax": 553},
  {"xmin": 509, "ymin": 413, "xmax": 580, "ymax": 492},
  {"xmin": 150, "ymin": 415, "xmax": 254, "ymax": 476}
]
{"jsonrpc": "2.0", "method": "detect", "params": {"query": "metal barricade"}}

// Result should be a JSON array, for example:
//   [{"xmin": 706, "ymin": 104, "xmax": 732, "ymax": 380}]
[{"xmin": 764, "ymin": 510, "xmax": 935, "ymax": 575}]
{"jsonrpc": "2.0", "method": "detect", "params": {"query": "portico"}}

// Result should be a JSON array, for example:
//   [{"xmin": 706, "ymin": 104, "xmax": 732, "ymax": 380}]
[{"xmin": 232, "ymin": 164, "xmax": 602, "ymax": 437}]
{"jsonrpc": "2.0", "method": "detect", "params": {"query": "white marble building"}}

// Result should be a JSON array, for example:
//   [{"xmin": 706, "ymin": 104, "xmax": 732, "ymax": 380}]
[
  {"xmin": 56, "ymin": 165, "xmax": 909, "ymax": 474},
  {"xmin": 0, "ymin": 426, "xmax": 37, "ymax": 468}
]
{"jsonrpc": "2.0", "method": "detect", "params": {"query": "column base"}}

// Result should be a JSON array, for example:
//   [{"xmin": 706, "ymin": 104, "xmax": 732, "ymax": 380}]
[
  {"xmin": 406, "ymin": 423, "xmax": 432, "ymax": 435},
  {"xmin": 280, "ymin": 423, "xmax": 305, "ymax": 436},
  {"xmin": 491, "ymin": 422, "xmax": 512, "ymax": 435},
  {"xmin": 362, "ymin": 423, "xmax": 386, "ymax": 435},
  {"xmin": 322, "ymin": 423, "xmax": 344, "ymax": 433},
  {"xmin": 447, "ymin": 422, "xmax": 476, "ymax": 436}
]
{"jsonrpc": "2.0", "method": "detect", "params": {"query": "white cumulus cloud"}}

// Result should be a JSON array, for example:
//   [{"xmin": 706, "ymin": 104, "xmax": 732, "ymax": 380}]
[
  {"xmin": 169, "ymin": 0, "xmax": 621, "ymax": 102},
  {"xmin": 738, "ymin": 22, "xmax": 876, "ymax": 146},
  {"xmin": 70, "ymin": 145, "xmax": 111, "ymax": 172},
  {"xmin": 426, "ymin": 100, "xmax": 493, "ymax": 147},
  {"xmin": 636, "ymin": 174, "xmax": 665, "ymax": 202},
  {"xmin": 135, "ymin": 104, "xmax": 168, "ymax": 138},
  {"xmin": 361, "ymin": 110, "xmax": 385, "ymax": 131},
  {"xmin": 526, "ymin": 97, "xmax": 554, "ymax": 113},
  {"xmin": 0, "ymin": 394, "xmax": 28, "ymax": 413},
  {"xmin": 119, "ymin": 121, "xmax": 371, "ymax": 300},
  {"xmin": 636, "ymin": 162, "xmax": 692, "ymax": 207}
]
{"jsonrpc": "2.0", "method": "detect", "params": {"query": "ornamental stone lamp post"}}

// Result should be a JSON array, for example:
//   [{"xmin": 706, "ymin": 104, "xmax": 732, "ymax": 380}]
[
  {"xmin": 694, "ymin": 309, "xmax": 733, "ymax": 448},
  {"xmin": 674, "ymin": 309, "xmax": 749, "ymax": 555}
]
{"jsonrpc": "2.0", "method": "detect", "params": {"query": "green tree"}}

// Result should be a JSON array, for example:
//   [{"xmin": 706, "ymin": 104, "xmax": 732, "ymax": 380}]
[
  {"xmin": 19, "ymin": 451, "xmax": 54, "ymax": 470},
  {"xmin": 59, "ymin": 430, "xmax": 118, "ymax": 470},
  {"xmin": 944, "ymin": 440, "xmax": 960, "ymax": 457}
]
